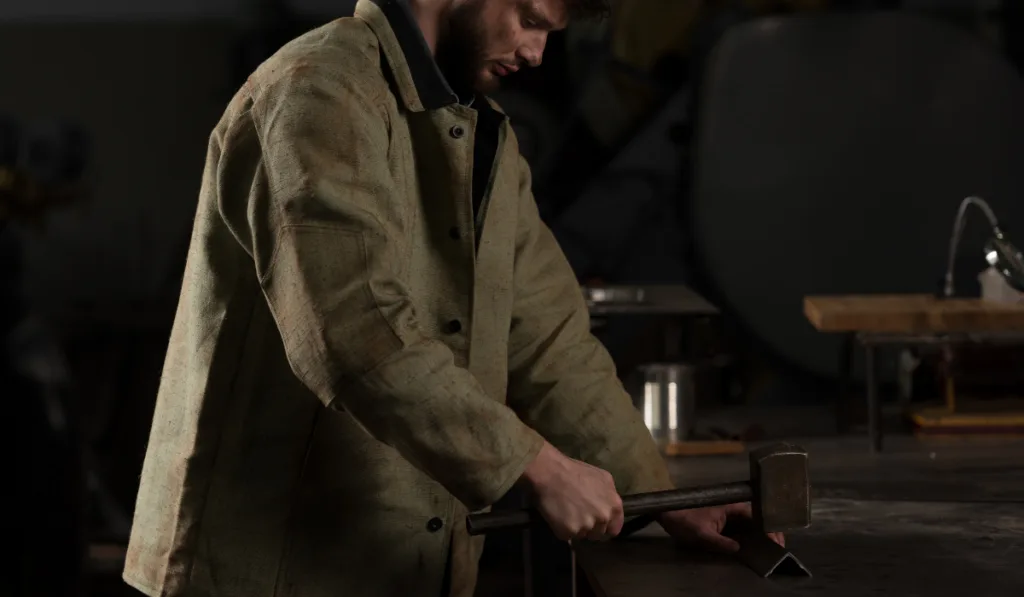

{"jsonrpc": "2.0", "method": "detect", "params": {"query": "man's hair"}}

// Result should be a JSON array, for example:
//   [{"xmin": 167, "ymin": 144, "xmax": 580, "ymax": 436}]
[{"xmin": 566, "ymin": 0, "xmax": 611, "ymax": 19}]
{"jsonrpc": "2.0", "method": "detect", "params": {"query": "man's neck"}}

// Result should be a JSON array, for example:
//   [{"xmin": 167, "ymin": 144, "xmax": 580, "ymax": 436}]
[{"xmin": 406, "ymin": 0, "xmax": 452, "ymax": 54}]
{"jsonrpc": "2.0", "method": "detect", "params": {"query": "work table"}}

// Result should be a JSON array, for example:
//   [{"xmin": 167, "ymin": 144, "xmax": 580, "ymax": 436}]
[
  {"xmin": 803, "ymin": 294, "xmax": 1024, "ymax": 334},
  {"xmin": 803, "ymin": 294, "xmax": 1024, "ymax": 451},
  {"xmin": 575, "ymin": 499, "xmax": 1024, "ymax": 596},
  {"xmin": 573, "ymin": 436, "xmax": 1024, "ymax": 597}
]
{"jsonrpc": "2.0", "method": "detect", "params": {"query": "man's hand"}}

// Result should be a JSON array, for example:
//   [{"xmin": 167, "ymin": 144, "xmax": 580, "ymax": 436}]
[
  {"xmin": 520, "ymin": 441, "xmax": 625, "ymax": 542},
  {"xmin": 657, "ymin": 503, "xmax": 785, "ymax": 553}
]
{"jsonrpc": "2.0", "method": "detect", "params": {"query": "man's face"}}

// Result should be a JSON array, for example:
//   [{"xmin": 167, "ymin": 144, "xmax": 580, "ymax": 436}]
[{"xmin": 438, "ymin": 0, "xmax": 569, "ymax": 94}]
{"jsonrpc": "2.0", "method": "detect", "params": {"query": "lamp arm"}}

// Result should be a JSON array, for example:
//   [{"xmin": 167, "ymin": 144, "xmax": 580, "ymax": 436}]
[{"xmin": 944, "ymin": 196, "xmax": 1001, "ymax": 298}]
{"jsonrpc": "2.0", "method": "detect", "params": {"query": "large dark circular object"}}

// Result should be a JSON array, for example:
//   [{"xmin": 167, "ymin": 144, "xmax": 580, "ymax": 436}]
[{"xmin": 691, "ymin": 13, "xmax": 1024, "ymax": 379}]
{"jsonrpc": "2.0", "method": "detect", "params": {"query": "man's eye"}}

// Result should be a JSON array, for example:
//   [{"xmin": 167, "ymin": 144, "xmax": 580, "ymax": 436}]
[{"xmin": 522, "ymin": 17, "xmax": 537, "ymax": 28}]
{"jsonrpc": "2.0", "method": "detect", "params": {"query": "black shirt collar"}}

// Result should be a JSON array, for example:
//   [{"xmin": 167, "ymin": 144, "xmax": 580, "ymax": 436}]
[{"xmin": 363, "ymin": 0, "xmax": 464, "ymax": 110}]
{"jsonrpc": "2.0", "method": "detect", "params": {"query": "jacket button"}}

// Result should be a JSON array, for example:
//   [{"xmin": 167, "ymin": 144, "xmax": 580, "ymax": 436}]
[
  {"xmin": 427, "ymin": 517, "xmax": 444, "ymax": 532},
  {"xmin": 445, "ymin": 319, "xmax": 463, "ymax": 334},
  {"xmin": 449, "ymin": 125, "xmax": 465, "ymax": 139},
  {"xmin": 449, "ymin": 226, "xmax": 461, "ymax": 240}
]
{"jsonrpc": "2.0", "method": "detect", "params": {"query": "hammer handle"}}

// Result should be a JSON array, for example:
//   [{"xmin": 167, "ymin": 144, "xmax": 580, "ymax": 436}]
[{"xmin": 466, "ymin": 481, "xmax": 752, "ymax": 535}]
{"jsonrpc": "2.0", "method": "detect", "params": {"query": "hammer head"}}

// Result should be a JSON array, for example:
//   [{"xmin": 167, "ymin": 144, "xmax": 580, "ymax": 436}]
[{"xmin": 748, "ymin": 443, "xmax": 811, "ymax": 533}]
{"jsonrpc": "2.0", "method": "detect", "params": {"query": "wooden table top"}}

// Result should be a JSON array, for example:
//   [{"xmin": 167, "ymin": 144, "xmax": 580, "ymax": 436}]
[{"xmin": 803, "ymin": 293, "xmax": 1024, "ymax": 333}]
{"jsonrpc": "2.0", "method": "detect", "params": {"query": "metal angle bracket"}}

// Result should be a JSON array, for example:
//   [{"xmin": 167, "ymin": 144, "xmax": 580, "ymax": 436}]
[{"xmin": 734, "ymin": 531, "xmax": 813, "ymax": 579}]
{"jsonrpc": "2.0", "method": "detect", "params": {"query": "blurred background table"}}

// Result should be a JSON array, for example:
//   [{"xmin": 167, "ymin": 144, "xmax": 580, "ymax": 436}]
[{"xmin": 804, "ymin": 294, "xmax": 1024, "ymax": 452}]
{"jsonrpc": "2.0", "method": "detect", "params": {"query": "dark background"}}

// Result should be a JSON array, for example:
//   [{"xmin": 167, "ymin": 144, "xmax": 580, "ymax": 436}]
[{"xmin": 3, "ymin": 0, "xmax": 1022, "ymax": 596}]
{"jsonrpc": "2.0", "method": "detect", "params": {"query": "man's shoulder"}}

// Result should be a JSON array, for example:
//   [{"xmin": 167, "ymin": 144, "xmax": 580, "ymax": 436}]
[{"xmin": 248, "ymin": 17, "xmax": 390, "ymax": 104}]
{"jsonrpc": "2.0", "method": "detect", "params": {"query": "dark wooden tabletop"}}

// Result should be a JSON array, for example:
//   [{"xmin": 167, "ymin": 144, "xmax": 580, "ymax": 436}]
[{"xmin": 575, "ymin": 436, "xmax": 1024, "ymax": 597}]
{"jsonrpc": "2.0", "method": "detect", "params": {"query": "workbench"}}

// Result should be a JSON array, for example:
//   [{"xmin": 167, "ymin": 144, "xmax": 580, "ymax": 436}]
[
  {"xmin": 803, "ymin": 294, "xmax": 1024, "ymax": 451},
  {"xmin": 572, "ymin": 436, "xmax": 1024, "ymax": 597}
]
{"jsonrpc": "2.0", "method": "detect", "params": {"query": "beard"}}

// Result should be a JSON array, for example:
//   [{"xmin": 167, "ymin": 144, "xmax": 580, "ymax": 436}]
[{"xmin": 436, "ymin": 0, "xmax": 495, "ymax": 96}]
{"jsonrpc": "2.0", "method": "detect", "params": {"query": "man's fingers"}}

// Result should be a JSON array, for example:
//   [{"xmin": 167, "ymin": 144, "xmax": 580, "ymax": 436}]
[
  {"xmin": 768, "ymin": 532, "xmax": 785, "ymax": 547},
  {"xmin": 552, "ymin": 526, "xmax": 575, "ymax": 542},
  {"xmin": 584, "ymin": 520, "xmax": 610, "ymax": 541},
  {"xmin": 723, "ymin": 502, "xmax": 753, "ymax": 518},
  {"xmin": 696, "ymin": 529, "xmax": 741, "ymax": 554},
  {"xmin": 606, "ymin": 501, "xmax": 625, "ymax": 537},
  {"xmin": 606, "ymin": 512, "xmax": 624, "ymax": 538}
]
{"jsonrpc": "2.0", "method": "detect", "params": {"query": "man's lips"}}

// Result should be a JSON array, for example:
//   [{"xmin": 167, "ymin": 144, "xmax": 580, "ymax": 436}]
[{"xmin": 494, "ymin": 63, "xmax": 518, "ymax": 76}]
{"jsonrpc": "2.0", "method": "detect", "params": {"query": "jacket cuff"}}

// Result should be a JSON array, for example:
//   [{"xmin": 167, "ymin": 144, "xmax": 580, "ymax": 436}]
[{"xmin": 464, "ymin": 426, "xmax": 545, "ymax": 511}]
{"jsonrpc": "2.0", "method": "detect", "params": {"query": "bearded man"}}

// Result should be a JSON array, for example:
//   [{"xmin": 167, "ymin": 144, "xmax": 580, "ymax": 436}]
[{"xmin": 123, "ymin": 1, "xmax": 777, "ymax": 596}]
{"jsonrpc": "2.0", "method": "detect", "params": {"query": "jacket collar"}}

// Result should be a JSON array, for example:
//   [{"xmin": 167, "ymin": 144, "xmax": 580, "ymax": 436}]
[{"xmin": 356, "ymin": 0, "xmax": 460, "ymax": 112}]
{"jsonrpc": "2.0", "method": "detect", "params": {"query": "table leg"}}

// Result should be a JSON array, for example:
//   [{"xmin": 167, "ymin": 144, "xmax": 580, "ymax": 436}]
[
  {"xmin": 571, "ymin": 549, "xmax": 598, "ymax": 597},
  {"xmin": 865, "ymin": 344, "xmax": 882, "ymax": 453},
  {"xmin": 663, "ymin": 318, "xmax": 684, "ymax": 361},
  {"xmin": 942, "ymin": 344, "xmax": 957, "ymax": 414},
  {"xmin": 836, "ymin": 333, "xmax": 854, "ymax": 434}
]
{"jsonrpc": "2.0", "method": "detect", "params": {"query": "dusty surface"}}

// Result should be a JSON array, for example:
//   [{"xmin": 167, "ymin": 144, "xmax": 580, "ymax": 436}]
[
  {"xmin": 578, "ymin": 498, "xmax": 1024, "ymax": 596},
  {"xmin": 577, "ymin": 436, "xmax": 1024, "ymax": 596}
]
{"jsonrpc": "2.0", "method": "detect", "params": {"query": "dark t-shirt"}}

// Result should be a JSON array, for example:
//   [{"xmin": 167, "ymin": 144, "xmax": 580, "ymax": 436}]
[{"xmin": 470, "ymin": 97, "xmax": 503, "ymax": 223}]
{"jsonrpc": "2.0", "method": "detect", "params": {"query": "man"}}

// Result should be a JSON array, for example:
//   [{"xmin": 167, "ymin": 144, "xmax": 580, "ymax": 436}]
[{"xmin": 124, "ymin": 1, "xmax": 778, "ymax": 596}]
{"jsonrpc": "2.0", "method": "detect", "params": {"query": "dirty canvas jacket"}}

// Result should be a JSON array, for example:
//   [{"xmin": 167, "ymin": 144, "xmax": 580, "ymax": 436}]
[{"xmin": 123, "ymin": 1, "xmax": 673, "ymax": 596}]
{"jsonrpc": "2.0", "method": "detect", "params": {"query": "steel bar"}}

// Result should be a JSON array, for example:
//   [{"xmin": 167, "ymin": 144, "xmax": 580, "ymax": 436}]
[
  {"xmin": 467, "ymin": 482, "xmax": 752, "ymax": 535},
  {"xmin": 617, "ymin": 514, "xmax": 656, "ymax": 538}
]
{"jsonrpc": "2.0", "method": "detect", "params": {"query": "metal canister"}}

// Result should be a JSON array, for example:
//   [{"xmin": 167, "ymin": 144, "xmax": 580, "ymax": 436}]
[{"xmin": 635, "ymin": 363, "xmax": 696, "ymax": 444}]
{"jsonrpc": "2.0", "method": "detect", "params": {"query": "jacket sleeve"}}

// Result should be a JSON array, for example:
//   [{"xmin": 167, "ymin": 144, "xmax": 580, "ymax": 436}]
[
  {"xmin": 229, "ymin": 62, "xmax": 543, "ymax": 511},
  {"xmin": 505, "ymin": 154, "xmax": 674, "ymax": 496}
]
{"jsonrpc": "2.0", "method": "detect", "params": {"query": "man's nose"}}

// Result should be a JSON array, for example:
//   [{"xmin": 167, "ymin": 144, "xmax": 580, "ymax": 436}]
[{"xmin": 517, "ymin": 34, "xmax": 547, "ymax": 67}]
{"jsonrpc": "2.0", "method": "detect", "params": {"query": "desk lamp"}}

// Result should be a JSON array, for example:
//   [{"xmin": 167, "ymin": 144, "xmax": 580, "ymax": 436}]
[{"xmin": 943, "ymin": 196, "xmax": 1024, "ymax": 298}]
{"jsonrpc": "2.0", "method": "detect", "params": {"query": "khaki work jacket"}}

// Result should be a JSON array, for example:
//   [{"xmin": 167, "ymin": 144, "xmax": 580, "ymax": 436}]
[{"xmin": 123, "ymin": 1, "xmax": 672, "ymax": 596}]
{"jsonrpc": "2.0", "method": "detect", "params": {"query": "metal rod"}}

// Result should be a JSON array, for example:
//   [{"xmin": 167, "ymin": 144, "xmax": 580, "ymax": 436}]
[
  {"xmin": 944, "ymin": 195, "xmax": 1001, "ymax": 298},
  {"xmin": 943, "ymin": 345, "xmax": 957, "ymax": 413},
  {"xmin": 837, "ymin": 333, "xmax": 854, "ymax": 434},
  {"xmin": 865, "ymin": 345, "xmax": 882, "ymax": 453},
  {"xmin": 467, "ymin": 482, "xmax": 752, "ymax": 535}
]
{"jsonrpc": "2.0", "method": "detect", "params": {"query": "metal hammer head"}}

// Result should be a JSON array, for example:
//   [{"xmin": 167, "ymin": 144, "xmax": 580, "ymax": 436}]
[{"xmin": 748, "ymin": 443, "xmax": 811, "ymax": 533}]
